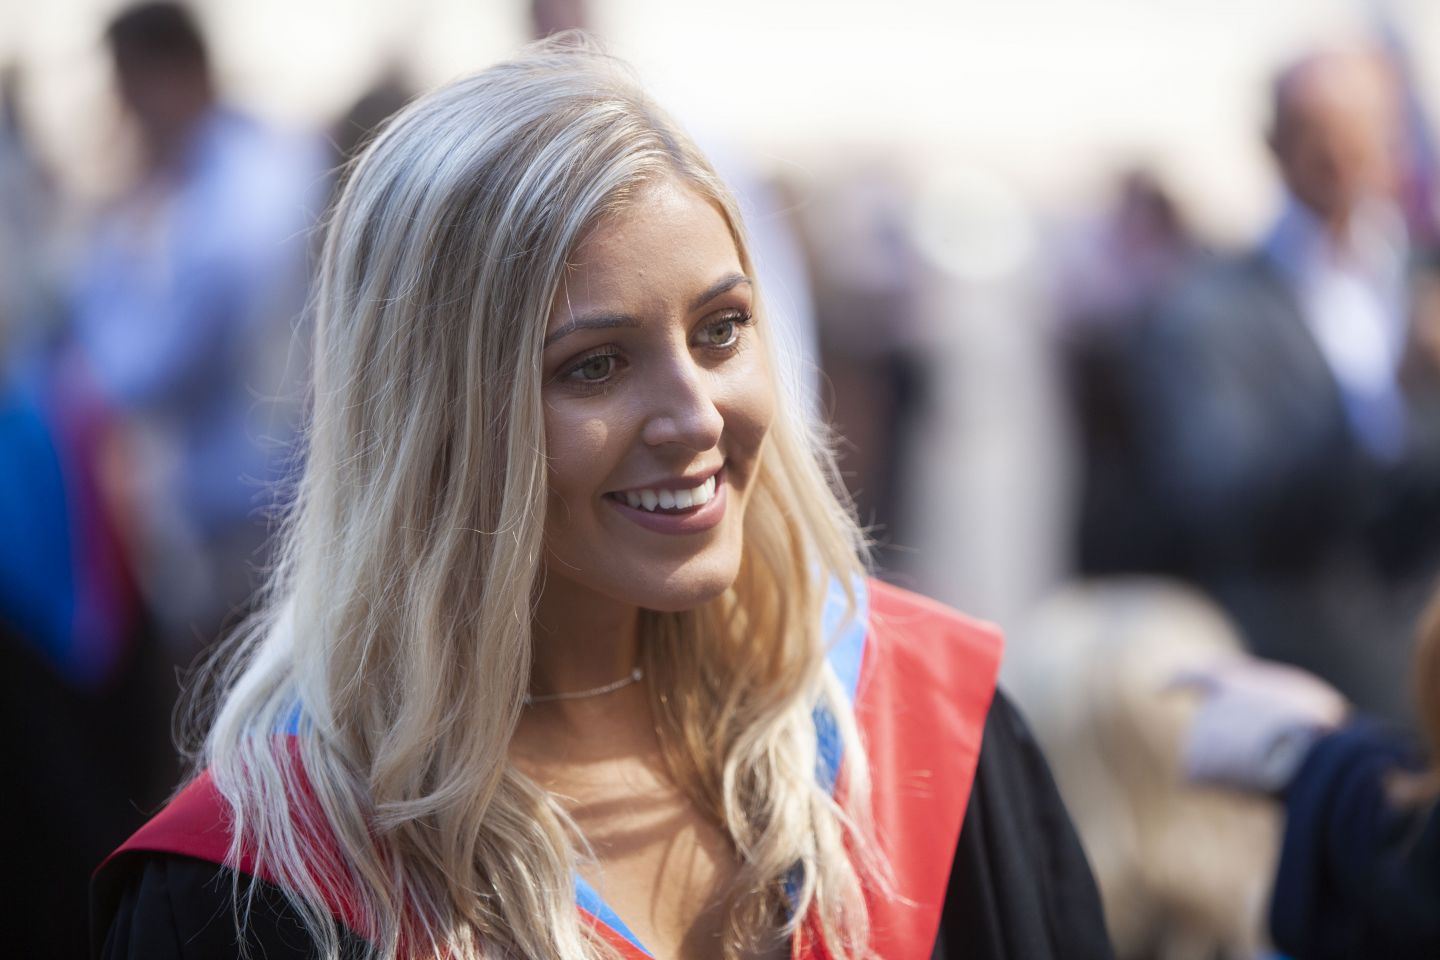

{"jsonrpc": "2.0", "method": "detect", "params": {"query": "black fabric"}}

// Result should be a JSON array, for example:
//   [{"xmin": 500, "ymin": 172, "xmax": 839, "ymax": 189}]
[
  {"xmin": 94, "ymin": 692, "xmax": 1114, "ymax": 959},
  {"xmin": 933, "ymin": 692, "xmax": 1115, "ymax": 960},
  {"xmin": 1124, "ymin": 252, "xmax": 1440, "ymax": 725},
  {"xmin": 1270, "ymin": 722, "xmax": 1440, "ymax": 959},
  {"xmin": 97, "ymin": 854, "xmax": 367, "ymax": 960},
  {"xmin": 2, "ymin": 619, "xmax": 175, "ymax": 960}
]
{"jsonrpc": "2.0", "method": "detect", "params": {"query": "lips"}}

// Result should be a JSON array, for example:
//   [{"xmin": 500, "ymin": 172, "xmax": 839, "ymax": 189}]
[
  {"xmin": 612, "ymin": 474, "xmax": 718, "ymax": 512},
  {"xmin": 605, "ymin": 469, "xmax": 727, "ymax": 534}
]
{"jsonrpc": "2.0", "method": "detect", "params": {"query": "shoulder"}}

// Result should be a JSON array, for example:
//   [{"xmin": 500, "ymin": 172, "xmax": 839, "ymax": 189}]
[
  {"xmin": 97, "ymin": 772, "xmax": 247, "ymax": 880},
  {"xmin": 842, "ymin": 583, "xmax": 1008, "ymax": 957},
  {"xmin": 94, "ymin": 853, "xmax": 358, "ymax": 960},
  {"xmin": 848, "ymin": 587, "xmax": 1113, "ymax": 958},
  {"xmin": 865, "ymin": 578, "xmax": 1003, "ymax": 658},
  {"xmin": 961, "ymin": 692, "xmax": 1072, "ymax": 839},
  {"xmin": 1271, "ymin": 722, "xmax": 1440, "ymax": 956},
  {"xmin": 937, "ymin": 690, "xmax": 1116, "ymax": 960},
  {"xmin": 92, "ymin": 773, "xmax": 237, "ymax": 958},
  {"xmin": 969, "ymin": 691, "xmax": 1072, "ymax": 810},
  {"xmin": 93, "ymin": 761, "xmax": 365, "ymax": 957},
  {"xmin": 860, "ymin": 579, "xmax": 1004, "ymax": 717}
]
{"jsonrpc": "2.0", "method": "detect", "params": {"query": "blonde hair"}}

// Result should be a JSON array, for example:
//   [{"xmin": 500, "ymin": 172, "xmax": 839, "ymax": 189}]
[{"xmin": 200, "ymin": 37, "xmax": 875, "ymax": 960}]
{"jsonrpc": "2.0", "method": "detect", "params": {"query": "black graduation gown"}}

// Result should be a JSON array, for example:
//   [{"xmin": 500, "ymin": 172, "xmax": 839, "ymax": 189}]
[{"xmin": 94, "ymin": 691, "xmax": 1114, "ymax": 960}]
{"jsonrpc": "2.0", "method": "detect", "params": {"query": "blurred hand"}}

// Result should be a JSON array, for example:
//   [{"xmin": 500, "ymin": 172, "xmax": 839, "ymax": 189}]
[
  {"xmin": 1172, "ymin": 656, "xmax": 1349, "ymax": 794},
  {"xmin": 1403, "ymin": 269, "xmax": 1440, "ymax": 382}
]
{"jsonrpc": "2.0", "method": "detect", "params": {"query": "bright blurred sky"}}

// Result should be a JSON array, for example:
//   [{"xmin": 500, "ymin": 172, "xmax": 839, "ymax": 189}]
[{"xmin": 4, "ymin": 0, "xmax": 1439, "ymax": 239}]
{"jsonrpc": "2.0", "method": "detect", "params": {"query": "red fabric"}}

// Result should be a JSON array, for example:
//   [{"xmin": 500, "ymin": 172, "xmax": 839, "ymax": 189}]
[
  {"xmin": 105, "ymin": 772, "xmax": 235, "ymax": 872},
  {"xmin": 580, "ymin": 913, "xmax": 652, "ymax": 960},
  {"xmin": 100, "ymin": 752, "xmax": 373, "ymax": 941},
  {"xmin": 845, "ymin": 580, "xmax": 1002, "ymax": 960},
  {"xmin": 105, "ymin": 776, "xmax": 653, "ymax": 957},
  {"xmin": 99, "ymin": 580, "xmax": 1000, "ymax": 959}
]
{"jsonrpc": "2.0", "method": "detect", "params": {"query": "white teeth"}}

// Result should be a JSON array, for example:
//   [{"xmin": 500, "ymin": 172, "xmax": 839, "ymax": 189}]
[{"xmin": 619, "ymin": 475, "xmax": 719, "ymax": 512}]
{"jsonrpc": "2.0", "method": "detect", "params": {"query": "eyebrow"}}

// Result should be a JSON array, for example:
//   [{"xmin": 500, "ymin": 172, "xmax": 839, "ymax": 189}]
[
  {"xmin": 543, "ymin": 273, "xmax": 753, "ymax": 349},
  {"xmin": 689, "ymin": 273, "xmax": 752, "ymax": 312},
  {"xmin": 542, "ymin": 312, "xmax": 641, "ymax": 349}
]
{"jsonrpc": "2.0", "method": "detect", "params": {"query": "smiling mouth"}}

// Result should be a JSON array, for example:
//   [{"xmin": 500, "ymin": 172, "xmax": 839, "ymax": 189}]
[{"xmin": 607, "ymin": 473, "xmax": 719, "ymax": 513}]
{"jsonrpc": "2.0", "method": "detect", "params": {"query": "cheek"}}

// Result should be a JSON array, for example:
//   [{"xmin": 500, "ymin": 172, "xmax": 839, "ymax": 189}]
[
  {"xmin": 543, "ymin": 409, "xmax": 617, "ymax": 521},
  {"xmin": 719, "ymin": 352, "xmax": 777, "ymax": 470}
]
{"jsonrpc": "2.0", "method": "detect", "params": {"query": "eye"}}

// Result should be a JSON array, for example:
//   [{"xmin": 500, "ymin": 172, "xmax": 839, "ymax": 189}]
[
  {"xmin": 697, "ymin": 310, "xmax": 752, "ymax": 351},
  {"xmin": 562, "ymin": 350, "xmax": 620, "ymax": 384}
]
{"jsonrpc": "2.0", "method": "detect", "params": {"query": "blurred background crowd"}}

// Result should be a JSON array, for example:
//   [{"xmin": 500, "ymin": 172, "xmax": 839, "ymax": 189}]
[{"xmin": 6, "ymin": 0, "xmax": 1440, "ymax": 957}]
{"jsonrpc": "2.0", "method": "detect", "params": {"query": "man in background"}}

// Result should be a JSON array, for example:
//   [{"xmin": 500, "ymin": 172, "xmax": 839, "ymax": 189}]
[
  {"xmin": 69, "ymin": 2, "xmax": 327, "ymax": 648},
  {"xmin": 1133, "ymin": 47, "xmax": 1440, "ymax": 722}
]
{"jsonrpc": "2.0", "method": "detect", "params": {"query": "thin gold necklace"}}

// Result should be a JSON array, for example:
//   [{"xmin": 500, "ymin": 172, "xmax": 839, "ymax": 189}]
[{"xmin": 524, "ymin": 667, "xmax": 645, "ymax": 706}]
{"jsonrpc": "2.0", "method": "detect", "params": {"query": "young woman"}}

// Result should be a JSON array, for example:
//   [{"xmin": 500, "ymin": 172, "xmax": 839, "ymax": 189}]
[{"xmin": 92, "ymin": 40, "xmax": 1112, "ymax": 960}]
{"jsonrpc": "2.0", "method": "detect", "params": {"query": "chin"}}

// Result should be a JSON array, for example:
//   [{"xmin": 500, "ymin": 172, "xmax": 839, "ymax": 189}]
[
  {"xmin": 539, "ymin": 537, "xmax": 744, "ymax": 616},
  {"xmin": 629, "ymin": 554, "xmax": 741, "ymax": 613}
]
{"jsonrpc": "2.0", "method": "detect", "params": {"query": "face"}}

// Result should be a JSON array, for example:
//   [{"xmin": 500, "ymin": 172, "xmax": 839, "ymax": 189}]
[
  {"xmin": 1273, "ymin": 55, "xmax": 1402, "ymax": 226},
  {"xmin": 114, "ymin": 58, "xmax": 210, "ymax": 160},
  {"xmin": 538, "ymin": 176, "xmax": 776, "ymax": 615}
]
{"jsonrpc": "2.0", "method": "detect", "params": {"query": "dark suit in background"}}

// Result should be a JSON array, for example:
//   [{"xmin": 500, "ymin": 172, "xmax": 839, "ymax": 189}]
[
  {"xmin": 1130, "ymin": 246, "xmax": 1439, "ymax": 721},
  {"xmin": 1116, "ymin": 48, "xmax": 1440, "ymax": 725}
]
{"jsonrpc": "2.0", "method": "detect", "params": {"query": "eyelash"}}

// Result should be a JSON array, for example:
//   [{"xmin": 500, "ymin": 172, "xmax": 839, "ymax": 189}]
[
  {"xmin": 556, "ymin": 310, "xmax": 756, "ymax": 387},
  {"xmin": 698, "ymin": 309, "xmax": 754, "ymax": 354},
  {"xmin": 561, "ymin": 347, "xmax": 624, "ymax": 386}
]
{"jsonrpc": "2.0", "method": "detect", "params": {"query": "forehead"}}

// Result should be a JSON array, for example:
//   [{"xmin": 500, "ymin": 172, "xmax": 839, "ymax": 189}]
[
  {"xmin": 549, "ymin": 177, "xmax": 743, "ymax": 327},
  {"xmin": 1284, "ymin": 53, "xmax": 1398, "ymax": 130}
]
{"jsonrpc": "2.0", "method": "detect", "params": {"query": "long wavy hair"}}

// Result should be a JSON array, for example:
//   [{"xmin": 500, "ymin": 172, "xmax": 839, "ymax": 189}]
[{"xmin": 199, "ymin": 37, "xmax": 877, "ymax": 960}]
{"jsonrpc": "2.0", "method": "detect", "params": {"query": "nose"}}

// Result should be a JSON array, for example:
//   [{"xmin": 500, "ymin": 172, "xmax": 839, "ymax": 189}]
[{"xmin": 639, "ymin": 355, "xmax": 724, "ymax": 452}]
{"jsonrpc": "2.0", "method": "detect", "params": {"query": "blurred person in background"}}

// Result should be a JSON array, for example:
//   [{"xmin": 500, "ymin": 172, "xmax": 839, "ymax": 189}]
[
  {"xmin": 1179, "ymin": 578, "xmax": 1440, "ymax": 958},
  {"xmin": 0, "ymin": 65, "xmax": 170, "ymax": 960},
  {"xmin": 1010, "ymin": 580, "xmax": 1283, "ymax": 960},
  {"xmin": 791, "ymin": 164, "xmax": 922, "ymax": 570},
  {"xmin": 1056, "ymin": 171, "xmax": 1198, "ymax": 333},
  {"xmin": 1055, "ymin": 170, "xmax": 1200, "ymax": 576},
  {"xmin": 793, "ymin": 159, "xmax": 1070, "ymax": 619},
  {"xmin": 1130, "ymin": 45, "xmax": 1440, "ymax": 723},
  {"xmin": 68, "ymin": 2, "xmax": 327, "ymax": 652},
  {"xmin": 0, "ymin": 66, "xmax": 60, "ymax": 353},
  {"xmin": 332, "ymin": 71, "xmax": 414, "ymax": 167}
]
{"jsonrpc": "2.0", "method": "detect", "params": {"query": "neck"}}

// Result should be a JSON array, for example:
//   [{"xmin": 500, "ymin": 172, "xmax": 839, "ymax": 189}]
[
  {"xmin": 514, "ymin": 582, "xmax": 654, "ymax": 764},
  {"xmin": 529, "ymin": 579, "xmax": 643, "ymax": 706},
  {"xmin": 139, "ymin": 95, "xmax": 213, "ymax": 175}
]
